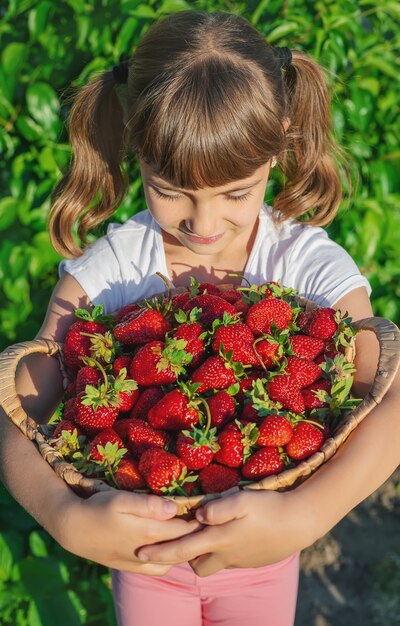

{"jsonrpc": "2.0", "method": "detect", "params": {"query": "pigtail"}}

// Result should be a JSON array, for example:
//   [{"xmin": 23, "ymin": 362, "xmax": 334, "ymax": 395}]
[
  {"xmin": 48, "ymin": 70, "xmax": 129, "ymax": 258},
  {"xmin": 274, "ymin": 50, "xmax": 352, "ymax": 226}
]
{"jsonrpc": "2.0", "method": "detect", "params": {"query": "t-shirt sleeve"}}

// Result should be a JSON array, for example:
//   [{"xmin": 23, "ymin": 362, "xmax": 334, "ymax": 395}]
[
  {"xmin": 287, "ymin": 227, "xmax": 372, "ymax": 307},
  {"xmin": 58, "ymin": 233, "xmax": 124, "ymax": 315}
]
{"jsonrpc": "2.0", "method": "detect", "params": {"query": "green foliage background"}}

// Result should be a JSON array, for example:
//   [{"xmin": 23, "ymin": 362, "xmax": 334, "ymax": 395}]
[{"xmin": 0, "ymin": 0, "xmax": 399, "ymax": 624}]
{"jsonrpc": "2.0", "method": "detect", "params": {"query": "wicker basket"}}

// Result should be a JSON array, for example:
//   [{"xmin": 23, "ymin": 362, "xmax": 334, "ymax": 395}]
[{"xmin": 1, "ymin": 290, "xmax": 399, "ymax": 518}]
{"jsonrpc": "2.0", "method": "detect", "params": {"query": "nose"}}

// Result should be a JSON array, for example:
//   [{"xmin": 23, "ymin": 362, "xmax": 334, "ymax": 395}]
[{"xmin": 185, "ymin": 206, "xmax": 220, "ymax": 238}]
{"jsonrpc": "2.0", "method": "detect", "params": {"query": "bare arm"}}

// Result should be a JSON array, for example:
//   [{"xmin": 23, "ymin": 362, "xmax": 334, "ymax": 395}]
[
  {"xmin": 0, "ymin": 273, "xmax": 200, "ymax": 573},
  {"xmin": 293, "ymin": 285, "xmax": 400, "ymax": 542}
]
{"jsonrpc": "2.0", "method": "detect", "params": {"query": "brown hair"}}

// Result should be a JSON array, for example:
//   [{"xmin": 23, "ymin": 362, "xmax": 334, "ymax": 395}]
[{"xmin": 48, "ymin": 10, "xmax": 352, "ymax": 258}]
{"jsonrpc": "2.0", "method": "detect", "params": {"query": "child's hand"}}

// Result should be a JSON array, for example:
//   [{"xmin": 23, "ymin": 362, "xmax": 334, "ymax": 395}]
[
  {"xmin": 58, "ymin": 490, "xmax": 202, "ymax": 576},
  {"xmin": 136, "ymin": 490, "xmax": 314, "ymax": 576}
]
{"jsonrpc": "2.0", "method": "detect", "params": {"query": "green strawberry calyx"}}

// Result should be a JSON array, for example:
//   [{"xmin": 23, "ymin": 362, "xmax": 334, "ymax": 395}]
[
  {"xmin": 154, "ymin": 338, "xmax": 194, "ymax": 376},
  {"xmin": 74, "ymin": 304, "xmax": 116, "ymax": 329},
  {"xmin": 160, "ymin": 465, "xmax": 199, "ymax": 496},
  {"xmin": 246, "ymin": 378, "xmax": 285, "ymax": 416},
  {"xmin": 79, "ymin": 330, "xmax": 122, "ymax": 363},
  {"xmin": 218, "ymin": 345, "xmax": 249, "ymax": 379}
]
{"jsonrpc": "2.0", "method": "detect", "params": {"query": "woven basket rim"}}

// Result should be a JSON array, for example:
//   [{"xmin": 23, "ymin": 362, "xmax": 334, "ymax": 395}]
[{"xmin": 1, "ymin": 286, "xmax": 399, "ymax": 516}]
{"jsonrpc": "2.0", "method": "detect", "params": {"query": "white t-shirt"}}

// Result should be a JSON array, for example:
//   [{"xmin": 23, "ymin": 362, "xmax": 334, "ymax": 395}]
[{"xmin": 58, "ymin": 202, "xmax": 371, "ymax": 314}]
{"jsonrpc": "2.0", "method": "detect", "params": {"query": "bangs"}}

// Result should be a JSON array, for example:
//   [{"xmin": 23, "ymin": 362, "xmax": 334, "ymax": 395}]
[{"xmin": 129, "ymin": 56, "xmax": 286, "ymax": 189}]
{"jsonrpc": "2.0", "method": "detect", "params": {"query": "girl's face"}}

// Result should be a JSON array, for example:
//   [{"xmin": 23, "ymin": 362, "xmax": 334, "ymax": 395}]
[{"xmin": 139, "ymin": 159, "xmax": 272, "ymax": 256}]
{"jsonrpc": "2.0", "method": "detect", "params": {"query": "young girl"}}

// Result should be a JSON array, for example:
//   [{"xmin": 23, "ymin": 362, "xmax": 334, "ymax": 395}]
[{"xmin": 1, "ymin": 9, "xmax": 399, "ymax": 626}]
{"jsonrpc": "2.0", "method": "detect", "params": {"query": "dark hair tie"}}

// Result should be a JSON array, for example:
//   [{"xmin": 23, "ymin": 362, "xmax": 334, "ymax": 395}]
[
  {"xmin": 112, "ymin": 60, "xmax": 129, "ymax": 84},
  {"xmin": 273, "ymin": 46, "xmax": 292, "ymax": 70}
]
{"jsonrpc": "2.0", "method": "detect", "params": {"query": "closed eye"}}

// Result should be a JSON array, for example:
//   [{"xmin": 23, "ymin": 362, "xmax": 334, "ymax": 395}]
[{"xmin": 151, "ymin": 188, "xmax": 254, "ymax": 203}]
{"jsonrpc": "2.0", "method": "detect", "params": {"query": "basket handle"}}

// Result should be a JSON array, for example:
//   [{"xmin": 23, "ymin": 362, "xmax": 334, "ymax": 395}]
[
  {"xmin": 352, "ymin": 317, "xmax": 400, "ymax": 404},
  {"xmin": 0, "ymin": 339, "xmax": 61, "ymax": 440}
]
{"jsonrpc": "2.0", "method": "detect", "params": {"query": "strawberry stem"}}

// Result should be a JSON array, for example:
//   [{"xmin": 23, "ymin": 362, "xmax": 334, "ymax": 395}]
[
  {"xmin": 156, "ymin": 271, "xmax": 173, "ymax": 316},
  {"xmin": 82, "ymin": 356, "xmax": 109, "ymax": 393},
  {"xmin": 228, "ymin": 273, "xmax": 251, "ymax": 287},
  {"xmin": 252, "ymin": 337, "xmax": 269, "ymax": 374},
  {"xmin": 199, "ymin": 398, "xmax": 212, "ymax": 437}
]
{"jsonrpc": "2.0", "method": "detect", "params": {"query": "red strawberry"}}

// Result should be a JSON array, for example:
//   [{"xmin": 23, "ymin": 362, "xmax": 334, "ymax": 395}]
[
  {"xmin": 211, "ymin": 323, "xmax": 259, "ymax": 366},
  {"xmin": 285, "ymin": 356, "xmax": 322, "ymax": 389},
  {"xmin": 252, "ymin": 338, "xmax": 283, "ymax": 368},
  {"xmin": 289, "ymin": 335, "xmax": 325, "ymax": 360},
  {"xmin": 64, "ymin": 380, "xmax": 76, "ymax": 399},
  {"xmin": 196, "ymin": 282, "xmax": 222, "ymax": 296},
  {"xmin": 63, "ymin": 319, "xmax": 109, "ymax": 373},
  {"xmin": 112, "ymin": 368, "xmax": 139, "ymax": 412},
  {"xmin": 236, "ymin": 372, "xmax": 265, "ymax": 403},
  {"xmin": 285, "ymin": 422, "xmax": 324, "ymax": 460},
  {"xmin": 198, "ymin": 463, "xmax": 240, "ymax": 493},
  {"xmin": 113, "ymin": 354, "xmax": 132, "ymax": 375},
  {"xmin": 50, "ymin": 419, "xmax": 85, "ymax": 457},
  {"xmin": 257, "ymin": 415, "xmax": 293, "ymax": 446},
  {"xmin": 240, "ymin": 401, "xmax": 259, "ymax": 421},
  {"xmin": 147, "ymin": 387, "xmax": 201, "ymax": 431},
  {"xmin": 127, "ymin": 418, "xmax": 170, "ymax": 458},
  {"xmin": 246, "ymin": 298, "xmax": 293, "ymax": 336},
  {"xmin": 75, "ymin": 365, "xmax": 103, "ymax": 395},
  {"xmin": 219, "ymin": 288, "xmax": 242, "ymax": 304},
  {"xmin": 214, "ymin": 421, "xmax": 259, "ymax": 468},
  {"xmin": 113, "ymin": 417, "xmax": 132, "ymax": 440},
  {"xmin": 314, "ymin": 349, "xmax": 342, "ymax": 365},
  {"xmin": 130, "ymin": 387, "xmax": 164, "ymax": 420},
  {"xmin": 242, "ymin": 447, "xmax": 284, "ymax": 479},
  {"xmin": 267, "ymin": 375, "xmax": 305, "ymax": 413},
  {"xmin": 172, "ymin": 319, "xmax": 206, "ymax": 368},
  {"xmin": 63, "ymin": 397, "xmax": 78, "ymax": 422},
  {"xmin": 113, "ymin": 308, "xmax": 172, "ymax": 345},
  {"xmin": 53, "ymin": 419, "xmax": 82, "ymax": 439},
  {"xmin": 88, "ymin": 428, "xmax": 126, "ymax": 463},
  {"xmin": 114, "ymin": 457, "xmax": 146, "ymax": 490},
  {"xmin": 207, "ymin": 391, "xmax": 236, "ymax": 428},
  {"xmin": 129, "ymin": 339, "xmax": 192, "ymax": 386},
  {"xmin": 176, "ymin": 428, "xmax": 218, "ymax": 470},
  {"xmin": 301, "ymin": 379, "xmax": 332, "ymax": 409},
  {"xmin": 190, "ymin": 355, "xmax": 238, "ymax": 393},
  {"xmin": 171, "ymin": 291, "xmax": 190, "ymax": 310},
  {"xmin": 298, "ymin": 307, "xmax": 337, "ymax": 340},
  {"xmin": 74, "ymin": 390, "xmax": 120, "ymax": 433},
  {"xmin": 138, "ymin": 448, "xmax": 187, "ymax": 495},
  {"xmin": 115, "ymin": 303, "xmax": 141, "ymax": 323},
  {"xmin": 214, "ymin": 423, "xmax": 244, "ymax": 467},
  {"xmin": 234, "ymin": 297, "xmax": 251, "ymax": 315},
  {"xmin": 183, "ymin": 294, "xmax": 237, "ymax": 329}
]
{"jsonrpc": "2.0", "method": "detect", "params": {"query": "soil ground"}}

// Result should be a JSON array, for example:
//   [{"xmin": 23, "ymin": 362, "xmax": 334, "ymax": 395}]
[{"xmin": 295, "ymin": 468, "xmax": 400, "ymax": 626}]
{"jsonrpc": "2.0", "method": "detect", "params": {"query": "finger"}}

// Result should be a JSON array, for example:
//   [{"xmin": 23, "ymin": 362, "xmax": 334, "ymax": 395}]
[
  {"xmin": 142, "ymin": 517, "xmax": 203, "ymax": 545},
  {"xmin": 137, "ymin": 524, "xmax": 218, "ymax": 564},
  {"xmin": 195, "ymin": 492, "xmax": 247, "ymax": 525},
  {"xmin": 189, "ymin": 553, "xmax": 226, "ymax": 577},
  {"xmin": 117, "ymin": 493, "xmax": 179, "ymax": 520},
  {"xmin": 111, "ymin": 560, "xmax": 173, "ymax": 576}
]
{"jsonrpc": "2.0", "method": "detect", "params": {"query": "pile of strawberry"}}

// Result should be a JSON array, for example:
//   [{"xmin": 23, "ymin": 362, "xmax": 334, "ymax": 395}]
[{"xmin": 49, "ymin": 276, "xmax": 361, "ymax": 497}]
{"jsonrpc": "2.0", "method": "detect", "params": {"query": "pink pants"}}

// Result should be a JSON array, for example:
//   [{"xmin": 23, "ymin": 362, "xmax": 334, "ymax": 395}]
[{"xmin": 111, "ymin": 550, "xmax": 300, "ymax": 626}]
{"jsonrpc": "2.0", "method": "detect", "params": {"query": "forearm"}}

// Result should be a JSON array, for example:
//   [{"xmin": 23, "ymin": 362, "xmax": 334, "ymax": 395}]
[
  {"xmin": 0, "ymin": 352, "xmax": 76, "ymax": 541},
  {"xmin": 295, "ymin": 377, "xmax": 400, "ymax": 544},
  {"xmin": 0, "ymin": 405, "xmax": 77, "ymax": 540}
]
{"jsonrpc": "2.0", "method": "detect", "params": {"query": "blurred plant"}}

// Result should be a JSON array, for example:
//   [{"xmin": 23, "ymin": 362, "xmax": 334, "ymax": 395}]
[{"xmin": 0, "ymin": 0, "xmax": 399, "ymax": 624}]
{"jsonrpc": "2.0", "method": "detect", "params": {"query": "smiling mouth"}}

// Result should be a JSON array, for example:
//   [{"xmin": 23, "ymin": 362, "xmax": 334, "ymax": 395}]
[{"xmin": 180, "ymin": 231, "xmax": 224, "ymax": 244}]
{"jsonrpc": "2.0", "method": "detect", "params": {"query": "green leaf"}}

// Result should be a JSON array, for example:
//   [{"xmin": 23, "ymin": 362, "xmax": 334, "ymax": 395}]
[
  {"xmin": 0, "ymin": 532, "xmax": 24, "ymax": 581},
  {"xmin": 0, "ymin": 197, "xmax": 19, "ymax": 230},
  {"xmin": 26, "ymin": 82, "xmax": 61, "ymax": 139},
  {"xmin": 29, "ymin": 530, "xmax": 49, "ymax": 558},
  {"xmin": 28, "ymin": 1, "xmax": 54, "ymax": 40},
  {"xmin": 266, "ymin": 22, "xmax": 299, "ymax": 43}
]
